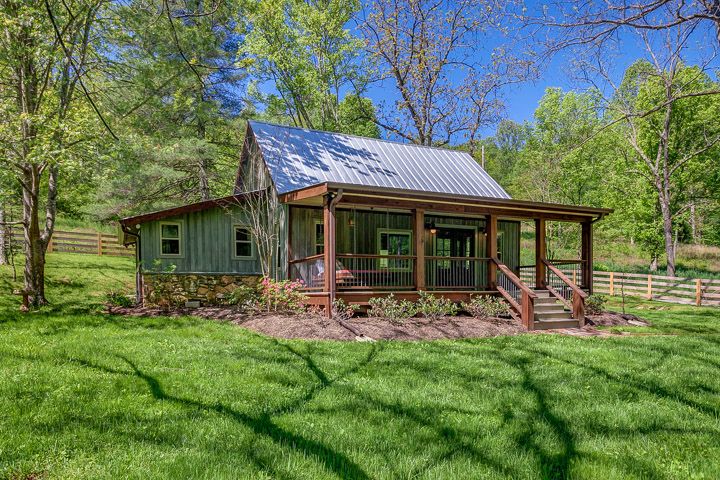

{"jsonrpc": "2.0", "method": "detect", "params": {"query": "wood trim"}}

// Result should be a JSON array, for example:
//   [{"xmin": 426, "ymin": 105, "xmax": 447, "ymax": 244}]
[
  {"xmin": 325, "ymin": 184, "xmax": 612, "ymax": 217},
  {"xmin": 581, "ymin": 221, "xmax": 593, "ymax": 292},
  {"xmin": 337, "ymin": 195, "xmax": 596, "ymax": 222},
  {"xmin": 486, "ymin": 215, "xmax": 497, "ymax": 288},
  {"xmin": 414, "ymin": 209, "xmax": 425, "ymax": 290},
  {"xmin": 535, "ymin": 218, "xmax": 546, "ymax": 288},
  {"xmin": 279, "ymin": 184, "xmax": 330, "ymax": 203}
]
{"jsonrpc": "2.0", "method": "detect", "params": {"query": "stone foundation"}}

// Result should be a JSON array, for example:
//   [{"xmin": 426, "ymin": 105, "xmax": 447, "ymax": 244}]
[{"xmin": 142, "ymin": 273, "xmax": 260, "ymax": 306}]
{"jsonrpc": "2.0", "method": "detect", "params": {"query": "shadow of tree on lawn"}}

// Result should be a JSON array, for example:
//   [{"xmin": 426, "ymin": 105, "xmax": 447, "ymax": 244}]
[{"xmin": 68, "ymin": 343, "xmax": 381, "ymax": 480}]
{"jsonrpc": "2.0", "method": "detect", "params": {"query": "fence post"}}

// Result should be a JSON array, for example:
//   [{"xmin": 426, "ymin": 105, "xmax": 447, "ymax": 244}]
[
  {"xmin": 97, "ymin": 232, "xmax": 103, "ymax": 256},
  {"xmin": 696, "ymin": 278, "xmax": 702, "ymax": 307},
  {"xmin": 609, "ymin": 271, "xmax": 614, "ymax": 296},
  {"xmin": 647, "ymin": 274, "xmax": 652, "ymax": 299}
]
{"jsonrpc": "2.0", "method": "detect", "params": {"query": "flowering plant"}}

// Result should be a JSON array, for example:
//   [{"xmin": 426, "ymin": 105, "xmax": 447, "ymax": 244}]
[{"xmin": 258, "ymin": 277, "xmax": 308, "ymax": 313}]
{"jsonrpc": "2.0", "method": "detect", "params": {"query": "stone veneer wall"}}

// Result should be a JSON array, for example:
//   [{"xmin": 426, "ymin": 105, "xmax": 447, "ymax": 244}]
[{"xmin": 142, "ymin": 273, "xmax": 261, "ymax": 305}]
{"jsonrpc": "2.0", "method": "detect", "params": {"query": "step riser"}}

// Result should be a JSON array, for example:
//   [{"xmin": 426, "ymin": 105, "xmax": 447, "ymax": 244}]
[{"xmin": 534, "ymin": 321, "xmax": 579, "ymax": 330}]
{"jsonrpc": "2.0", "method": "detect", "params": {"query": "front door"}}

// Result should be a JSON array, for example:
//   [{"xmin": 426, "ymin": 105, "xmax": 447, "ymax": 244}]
[{"xmin": 434, "ymin": 227, "xmax": 475, "ymax": 288}]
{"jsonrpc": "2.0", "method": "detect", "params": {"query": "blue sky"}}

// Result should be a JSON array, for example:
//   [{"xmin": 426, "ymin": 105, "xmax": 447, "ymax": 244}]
[{"xmin": 355, "ymin": 4, "xmax": 719, "ymax": 142}]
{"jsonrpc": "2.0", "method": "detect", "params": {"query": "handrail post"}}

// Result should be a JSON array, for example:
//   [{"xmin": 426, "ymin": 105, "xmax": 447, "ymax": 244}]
[
  {"xmin": 486, "ymin": 215, "xmax": 497, "ymax": 289},
  {"xmin": 413, "ymin": 208, "xmax": 425, "ymax": 290},
  {"xmin": 535, "ymin": 218, "xmax": 546, "ymax": 289},
  {"xmin": 522, "ymin": 290, "xmax": 535, "ymax": 330},
  {"xmin": 573, "ymin": 292, "xmax": 585, "ymax": 326}
]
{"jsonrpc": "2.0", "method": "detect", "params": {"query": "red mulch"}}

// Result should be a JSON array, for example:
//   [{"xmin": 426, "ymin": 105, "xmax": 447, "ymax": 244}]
[{"xmin": 109, "ymin": 306, "xmax": 650, "ymax": 341}]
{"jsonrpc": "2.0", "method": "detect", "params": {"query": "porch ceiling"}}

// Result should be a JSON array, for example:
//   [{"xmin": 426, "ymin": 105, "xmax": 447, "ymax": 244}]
[{"xmin": 279, "ymin": 183, "xmax": 612, "ymax": 223}]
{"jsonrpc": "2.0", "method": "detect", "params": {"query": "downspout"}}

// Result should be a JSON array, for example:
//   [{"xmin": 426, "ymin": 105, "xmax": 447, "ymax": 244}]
[{"xmin": 121, "ymin": 223, "xmax": 142, "ymax": 304}]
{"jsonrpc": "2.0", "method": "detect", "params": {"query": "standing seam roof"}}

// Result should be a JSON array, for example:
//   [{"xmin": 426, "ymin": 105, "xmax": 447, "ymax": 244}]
[{"xmin": 247, "ymin": 120, "xmax": 511, "ymax": 199}]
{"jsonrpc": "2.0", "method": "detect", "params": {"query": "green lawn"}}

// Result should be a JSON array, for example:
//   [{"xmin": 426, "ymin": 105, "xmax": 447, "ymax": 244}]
[{"xmin": 1, "ymin": 254, "xmax": 720, "ymax": 479}]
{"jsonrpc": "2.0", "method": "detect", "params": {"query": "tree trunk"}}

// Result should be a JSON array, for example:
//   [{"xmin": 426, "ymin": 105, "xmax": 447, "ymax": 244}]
[
  {"xmin": 658, "ymin": 192, "xmax": 675, "ymax": 277},
  {"xmin": 20, "ymin": 163, "xmax": 57, "ymax": 307},
  {"xmin": 21, "ymin": 165, "xmax": 47, "ymax": 305},
  {"xmin": 0, "ymin": 206, "xmax": 9, "ymax": 265},
  {"xmin": 649, "ymin": 255, "xmax": 658, "ymax": 272}
]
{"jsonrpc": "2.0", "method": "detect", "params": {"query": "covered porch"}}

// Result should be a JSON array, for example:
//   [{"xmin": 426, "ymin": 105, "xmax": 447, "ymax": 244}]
[{"xmin": 284, "ymin": 183, "xmax": 610, "ymax": 329}]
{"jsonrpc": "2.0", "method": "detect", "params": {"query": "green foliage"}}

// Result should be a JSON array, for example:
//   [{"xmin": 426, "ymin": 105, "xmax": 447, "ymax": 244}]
[
  {"xmin": 585, "ymin": 294, "xmax": 607, "ymax": 315},
  {"xmin": 367, "ymin": 294, "xmax": 417, "ymax": 323},
  {"xmin": 105, "ymin": 290, "xmax": 135, "ymax": 308},
  {"xmin": 331, "ymin": 298, "xmax": 359, "ymax": 321},
  {"xmin": 226, "ymin": 285, "xmax": 261, "ymax": 311},
  {"xmin": 462, "ymin": 295, "xmax": 511, "ymax": 318},
  {"xmin": 415, "ymin": 291, "xmax": 458, "ymax": 320},
  {"xmin": 240, "ymin": 0, "xmax": 367, "ymax": 132}
]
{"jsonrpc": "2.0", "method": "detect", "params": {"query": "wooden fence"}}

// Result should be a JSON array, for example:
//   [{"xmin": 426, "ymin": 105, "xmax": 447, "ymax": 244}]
[
  {"xmin": 593, "ymin": 271, "xmax": 720, "ymax": 307},
  {"xmin": 10, "ymin": 227, "xmax": 134, "ymax": 258}
]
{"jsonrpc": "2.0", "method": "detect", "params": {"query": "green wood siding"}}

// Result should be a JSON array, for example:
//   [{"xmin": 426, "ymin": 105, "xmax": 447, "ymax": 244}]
[
  {"xmin": 139, "ymin": 205, "xmax": 262, "ymax": 274},
  {"xmin": 290, "ymin": 207, "xmax": 520, "ymax": 270},
  {"xmin": 498, "ymin": 220, "xmax": 521, "ymax": 272}
]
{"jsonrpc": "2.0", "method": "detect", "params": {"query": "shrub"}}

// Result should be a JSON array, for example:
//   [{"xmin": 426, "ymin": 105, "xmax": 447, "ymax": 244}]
[
  {"xmin": 462, "ymin": 295, "xmax": 510, "ymax": 318},
  {"xmin": 226, "ymin": 285, "xmax": 260, "ymax": 311},
  {"xmin": 416, "ymin": 291, "xmax": 458, "ymax": 320},
  {"xmin": 105, "ymin": 290, "xmax": 134, "ymax": 308},
  {"xmin": 585, "ymin": 294, "xmax": 607, "ymax": 315},
  {"xmin": 368, "ymin": 294, "xmax": 416, "ymax": 323},
  {"xmin": 331, "ymin": 298, "xmax": 359, "ymax": 321},
  {"xmin": 257, "ymin": 277, "xmax": 308, "ymax": 313}
]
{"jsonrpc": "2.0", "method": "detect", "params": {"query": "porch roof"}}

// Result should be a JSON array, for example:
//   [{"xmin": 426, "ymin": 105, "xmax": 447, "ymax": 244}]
[{"xmin": 280, "ymin": 183, "xmax": 613, "ymax": 222}]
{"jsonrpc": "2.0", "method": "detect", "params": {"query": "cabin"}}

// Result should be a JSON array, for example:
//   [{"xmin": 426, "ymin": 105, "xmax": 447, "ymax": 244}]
[{"xmin": 120, "ymin": 121, "xmax": 611, "ymax": 330}]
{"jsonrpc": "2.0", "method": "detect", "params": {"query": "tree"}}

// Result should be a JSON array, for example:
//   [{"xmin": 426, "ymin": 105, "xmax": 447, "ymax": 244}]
[
  {"xmin": 607, "ymin": 58, "xmax": 720, "ymax": 276},
  {"xmin": 98, "ymin": 0, "xmax": 247, "ymax": 215},
  {"xmin": 240, "ymin": 0, "xmax": 365, "ymax": 132},
  {"xmin": 0, "ymin": 0, "xmax": 110, "ymax": 306},
  {"xmin": 360, "ymin": 0, "xmax": 529, "ymax": 146},
  {"xmin": 524, "ymin": 0, "xmax": 720, "ymax": 51}
]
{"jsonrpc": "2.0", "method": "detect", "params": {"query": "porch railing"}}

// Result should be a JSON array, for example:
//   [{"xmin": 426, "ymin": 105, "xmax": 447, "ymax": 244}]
[
  {"xmin": 288, "ymin": 254, "xmax": 325, "ymax": 291},
  {"xmin": 543, "ymin": 259, "xmax": 587, "ymax": 325},
  {"xmin": 492, "ymin": 257, "xmax": 536, "ymax": 329},
  {"xmin": 518, "ymin": 260, "xmax": 586, "ymax": 290},
  {"xmin": 425, "ymin": 256, "xmax": 489, "ymax": 290},
  {"xmin": 288, "ymin": 254, "xmax": 415, "ymax": 290}
]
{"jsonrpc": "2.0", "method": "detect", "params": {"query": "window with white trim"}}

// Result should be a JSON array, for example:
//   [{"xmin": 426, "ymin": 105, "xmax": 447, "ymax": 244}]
[
  {"xmin": 234, "ymin": 226, "xmax": 253, "ymax": 258},
  {"xmin": 160, "ymin": 222, "xmax": 182, "ymax": 256}
]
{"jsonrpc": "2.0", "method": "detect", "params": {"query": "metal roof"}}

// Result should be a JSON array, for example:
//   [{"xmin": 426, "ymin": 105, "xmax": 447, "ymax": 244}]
[{"xmin": 248, "ymin": 121, "xmax": 511, "ymax": 199}]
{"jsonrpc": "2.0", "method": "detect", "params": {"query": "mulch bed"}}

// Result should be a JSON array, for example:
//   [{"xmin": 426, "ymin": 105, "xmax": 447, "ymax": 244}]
[{"xmin": 109, "ymin": 306, "xmax": 651, "ymax": 341}]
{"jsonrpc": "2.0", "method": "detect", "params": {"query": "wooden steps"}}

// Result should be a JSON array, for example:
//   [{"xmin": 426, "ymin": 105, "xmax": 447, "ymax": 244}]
[{"xmin": 532, "ymin": 289, "xmax": 579, "ymax": 330}]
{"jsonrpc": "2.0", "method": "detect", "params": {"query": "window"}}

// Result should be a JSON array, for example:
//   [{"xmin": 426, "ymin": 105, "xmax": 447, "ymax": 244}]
[
  {"xmin": 160, "ymin": 222, "xmax": 182, "ymax": 256},
  {"xmin": 314, "ymin": 222, "xmax": 324, "ymax": 255},
  {"xmin": 234, "ymin": 226, "xmax": 253, "ymax": 258},
  {"xmin": 378, "ymin": 229, "xmax": 412, "ymax": 270}
]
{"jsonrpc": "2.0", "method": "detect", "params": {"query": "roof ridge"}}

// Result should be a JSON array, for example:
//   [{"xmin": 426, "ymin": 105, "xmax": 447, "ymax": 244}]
[{"xmin": 248, "ymin": 119, "xmax": 477, "ymax": 158}]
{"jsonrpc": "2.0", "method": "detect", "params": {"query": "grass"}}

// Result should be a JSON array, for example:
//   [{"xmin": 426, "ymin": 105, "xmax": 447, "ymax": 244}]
[{"xmin": 2, "ymin": 254, "xmax": 720, "ymax": 479}]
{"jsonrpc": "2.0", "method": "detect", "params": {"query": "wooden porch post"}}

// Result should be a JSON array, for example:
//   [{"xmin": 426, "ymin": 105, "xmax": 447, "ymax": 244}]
[
  {"xmin": 323, "ymin": 193, "xmax": 338, "ymax": 317},
  {"xmin": 535, "ymin": 218, "xmax": 546, "ymax": 289},
  {"xmin": 413, "ymin": 209, "xmax": 425, "ymax": 290},
  {"xmin": 486, "ymin": 214, "xmax": 497, "ymax": 288},
  {"xmin": 581, "ymin": 221, "xmax": 593, "ymax": 293}
]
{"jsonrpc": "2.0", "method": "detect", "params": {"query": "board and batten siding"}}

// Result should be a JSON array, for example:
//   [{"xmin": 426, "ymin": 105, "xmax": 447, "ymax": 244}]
[
  {"xmin": 139, "ymin": 205, "xmax": 262, "ymax": 275},
  {"xmin": 289, "ymin": 206, "xmax": 520, "ymax": 270}
]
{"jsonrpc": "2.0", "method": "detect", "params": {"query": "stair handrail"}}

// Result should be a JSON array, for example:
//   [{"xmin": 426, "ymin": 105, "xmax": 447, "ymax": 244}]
[
  {"xmin": 542, "ymin": 259, "xmax": 587, "ymax": 325},
  {"xmin": 491, "ymin": 257, "xmax": 536, "ymax": 330}
]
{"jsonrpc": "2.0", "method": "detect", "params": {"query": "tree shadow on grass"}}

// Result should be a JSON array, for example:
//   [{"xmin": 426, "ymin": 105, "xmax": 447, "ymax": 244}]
[{"xmin": 67, "ymin": 345, "xmax": 380, "ymax": 480}]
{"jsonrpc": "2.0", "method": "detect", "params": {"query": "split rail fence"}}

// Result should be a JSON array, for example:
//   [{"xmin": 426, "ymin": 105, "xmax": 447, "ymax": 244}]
[
  {"xmin": 10, "ymin": 227, "xmax": 134, "ymax": 258},
  {"xmin": 593, "ymin": 271, "xmax": 720, "ymax": 307}
]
